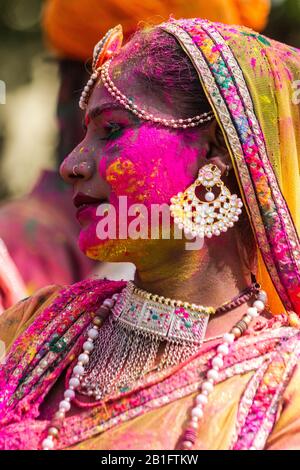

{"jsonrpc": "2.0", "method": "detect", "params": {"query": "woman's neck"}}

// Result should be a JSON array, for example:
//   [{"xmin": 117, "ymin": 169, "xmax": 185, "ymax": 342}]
[{"xmin": 133, "ymin": 231, "xmax": 255, "ymax": 338}]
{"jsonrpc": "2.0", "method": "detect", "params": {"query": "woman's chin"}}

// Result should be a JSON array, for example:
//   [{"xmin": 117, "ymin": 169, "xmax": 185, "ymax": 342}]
[
  {"xmin": 78, "ymin": 225, "xmax": 107, "ymax": 257},
  {"xmin": 78, "ymin": 227, "xmax": 130, "ymax": 262}
]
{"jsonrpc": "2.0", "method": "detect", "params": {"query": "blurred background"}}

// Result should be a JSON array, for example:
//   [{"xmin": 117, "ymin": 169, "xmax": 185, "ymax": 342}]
[{"xmin": 0, "ymin": 0, "xmax": 299, "ymax": 310}]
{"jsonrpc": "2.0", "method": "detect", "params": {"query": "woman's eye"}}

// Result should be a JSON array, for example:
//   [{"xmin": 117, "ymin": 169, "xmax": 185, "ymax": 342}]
[{"xmin": 102, "ymin": 122, "xmax": 124, "ymax": 140}]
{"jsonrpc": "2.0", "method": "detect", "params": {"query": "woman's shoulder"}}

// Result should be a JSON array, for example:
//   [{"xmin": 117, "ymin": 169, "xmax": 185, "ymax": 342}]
[
  {"xmin": 0, "ymin": 284, "xmax": 63, "ymax": 353},
  {"xmin": 243, "ymin": 313, "xmax": 300, "ymax": 362},
  {"xmin": 0, "ymin": 277, "xmax": 127, "ymax": 354},
  {"xmin": 256, "ymin": 316, "xmax": 300, "ymax": 450},
  {"xmin": 218, "ymin": 315, "xmax": 300, "ymax": 450}
]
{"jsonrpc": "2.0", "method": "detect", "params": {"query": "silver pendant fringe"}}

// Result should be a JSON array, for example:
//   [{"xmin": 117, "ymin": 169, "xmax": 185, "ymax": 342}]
[{"xmin": 79, "ymin": 316, "xmax": 199, "ymax": 401}]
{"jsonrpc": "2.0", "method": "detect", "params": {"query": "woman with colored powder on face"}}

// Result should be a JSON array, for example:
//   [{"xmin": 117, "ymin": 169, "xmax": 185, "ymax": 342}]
[
  {"xmin": 0, "ymin": 17, "xmax": 300, "ymax": 450},
  {"xmin": 36, "ymin": 0, "xmax": 272, "ymax": 289}
]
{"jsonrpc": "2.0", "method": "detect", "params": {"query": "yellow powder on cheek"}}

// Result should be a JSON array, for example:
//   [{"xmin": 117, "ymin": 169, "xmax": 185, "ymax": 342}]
[
  {"xmin": 106, "ymin": 157, "xmax": 133, "ymax": 178},
  {"xmin": 149, "ymin": 158, "xmax": 161, "ymax": 178},
  {"xmin": 87, "ymin": 239, "xmax": 132, "ymax": 262},
  {"xmin": 106, "ymin": 157, "xmax": 148, "ymax": 199},
  {"xmin": 86, "ymin": 238, "xmax": 167, "ymax": 263}
]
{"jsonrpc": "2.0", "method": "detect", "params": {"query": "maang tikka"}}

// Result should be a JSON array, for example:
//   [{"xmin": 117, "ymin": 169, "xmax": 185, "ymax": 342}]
[{"xmin": 170, "ymin": 164, "xmax": 243, "ymax": 239}]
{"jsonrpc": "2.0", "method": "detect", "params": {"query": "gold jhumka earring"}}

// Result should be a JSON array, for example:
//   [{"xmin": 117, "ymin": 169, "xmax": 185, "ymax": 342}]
[{"xmin": 170, "ymin": 163, "xmax": 243, "ymax": 239}]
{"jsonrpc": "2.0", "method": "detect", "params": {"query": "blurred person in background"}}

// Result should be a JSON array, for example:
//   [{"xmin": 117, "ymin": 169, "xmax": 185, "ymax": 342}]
[
  {"xmin": 0, "ymin": 170, "xmax": 94, "ymax": 312},
  {"xmin": 43, "ymin": 0, "xmax": 271, "ymax": 61}
]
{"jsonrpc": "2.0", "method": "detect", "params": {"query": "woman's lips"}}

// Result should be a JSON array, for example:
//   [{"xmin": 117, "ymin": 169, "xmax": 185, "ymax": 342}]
[{"xmin": 73, "ymin": 193, "xmax": 108, "ymax": 225}]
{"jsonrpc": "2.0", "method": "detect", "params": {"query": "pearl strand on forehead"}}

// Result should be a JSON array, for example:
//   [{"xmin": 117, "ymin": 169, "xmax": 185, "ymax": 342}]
[
  {"xmin": 79, "ymin": 70, "xmax": 99, "ymax": 110},
  {"xmin": 79, "ymin": 59, "xmax": 214, "ymax": 128},
  {"xmin": 40, "ymin": 287, "xmax": 267, "ymax": 450},
  {"xmin": 100, "ymin": 59, "xmax": 214, "ymax": 128}
]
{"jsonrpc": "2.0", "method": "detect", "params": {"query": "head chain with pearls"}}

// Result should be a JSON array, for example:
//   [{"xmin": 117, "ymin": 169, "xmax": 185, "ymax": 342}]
[{"xmin": 79, "ymin": 27, "xmax": 215, "ymax": 129}]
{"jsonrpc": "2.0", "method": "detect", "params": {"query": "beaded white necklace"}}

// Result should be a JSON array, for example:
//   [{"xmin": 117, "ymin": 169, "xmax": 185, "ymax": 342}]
[{"xmin": 41, "ymin": 283, "xmax": 267, "ymax": 450}]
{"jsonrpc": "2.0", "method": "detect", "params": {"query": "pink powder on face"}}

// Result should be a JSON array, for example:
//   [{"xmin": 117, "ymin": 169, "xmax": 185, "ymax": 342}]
[
  {"xmin": 79, "ymin": 123, "xmax": 207, "ymax": 255},
  {"xmin": 79, "ymin": 217, "xmax": 100, "ymax": 253},
  {"xmin": 103, "ymin": 125, "xmax": 200, "ymax": 205}
]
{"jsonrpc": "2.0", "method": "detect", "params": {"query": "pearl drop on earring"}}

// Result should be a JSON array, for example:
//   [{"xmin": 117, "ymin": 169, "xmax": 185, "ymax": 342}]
[
  {"xmin": 205, "ymin": 191, "xmax": 215, "ymax": 202},
  {"xmin": 170, "ymin": 164, "xmax": 243, "ymax": 240}
]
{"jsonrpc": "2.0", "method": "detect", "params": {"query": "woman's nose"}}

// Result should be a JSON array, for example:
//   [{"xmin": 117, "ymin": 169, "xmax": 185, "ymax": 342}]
[{"xmin": 59, "ymin": 152, "xmax": 95, "ymax": 185}]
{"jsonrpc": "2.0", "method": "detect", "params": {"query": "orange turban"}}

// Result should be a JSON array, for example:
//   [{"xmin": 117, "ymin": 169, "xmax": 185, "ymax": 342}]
[{"xmin": 42, "ymin": 0, "xmax": 271, "ymax": 61}]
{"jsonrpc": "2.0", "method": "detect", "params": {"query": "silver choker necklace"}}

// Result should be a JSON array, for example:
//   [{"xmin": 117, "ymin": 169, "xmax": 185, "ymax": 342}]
[{"xmin": 78, "ymin": 281, "xmax": 259, "ymax": 401}]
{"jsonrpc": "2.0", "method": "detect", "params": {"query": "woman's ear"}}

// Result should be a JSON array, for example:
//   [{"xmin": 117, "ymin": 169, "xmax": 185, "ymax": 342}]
[{"xmin": 205, "ymin": 120, "xmax": 232, "ymax": 176}]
